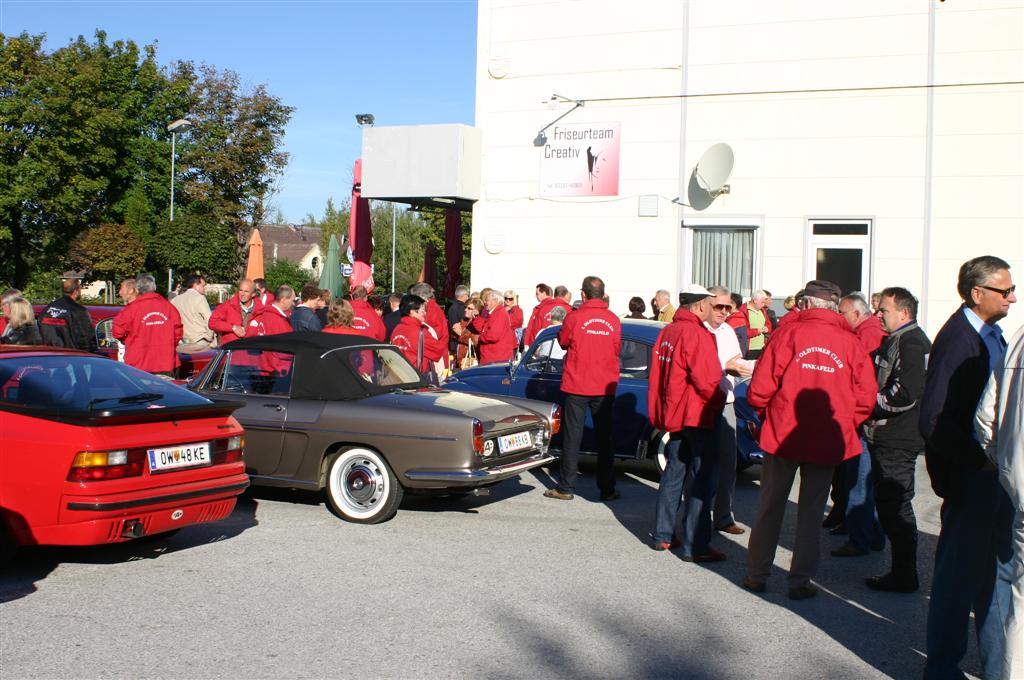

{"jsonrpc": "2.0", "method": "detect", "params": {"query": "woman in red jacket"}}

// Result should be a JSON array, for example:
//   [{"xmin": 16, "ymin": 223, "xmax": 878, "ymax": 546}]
[{"xmin": 478, "ymin": 291, "xmax": 517, "ymax": 364}]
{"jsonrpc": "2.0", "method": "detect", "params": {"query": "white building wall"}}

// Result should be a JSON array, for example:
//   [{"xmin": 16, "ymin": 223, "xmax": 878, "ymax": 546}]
[{"xmin": 472, "ymin": 0, "xmax": 1024, "ymax": 337}]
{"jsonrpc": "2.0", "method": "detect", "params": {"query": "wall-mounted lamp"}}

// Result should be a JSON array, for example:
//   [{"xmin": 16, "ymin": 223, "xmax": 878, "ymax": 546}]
[
  {"xmin": 355, "ymin": 113, "xmax": 375, "ymax": 126},
  {"xmin": 532, "ymin": 94, "xmax": 585, "ymax": 146}
]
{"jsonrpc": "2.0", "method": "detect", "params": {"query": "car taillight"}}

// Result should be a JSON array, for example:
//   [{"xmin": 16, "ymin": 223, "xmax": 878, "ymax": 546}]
[
  {"xmin": 472, "ymin": 419, "xmax": 485, "ymax": 455},
  {"xmin": 68, "ymin": 449, "xmax": 144, "ymax": 481},
  {"xmin": 212, "ymin": 434, "xmax": 245, "ymax": 464},
  {"xmin": 549, "ymin": 404, "xmax": 562, "ymax": 435}
]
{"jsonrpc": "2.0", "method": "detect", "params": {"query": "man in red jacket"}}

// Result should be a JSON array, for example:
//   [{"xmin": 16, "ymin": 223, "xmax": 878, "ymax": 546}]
[
  {"xmin": 543, "ymin": 276, "xmax": 621, "ymax": 502},
  {"xmin": 246, "ymin": 285, "xmax": 295, "ymax": 337},
  {"xmin": 478, "ymin": 291, "xmax": 517, "ymax": 364},
  {"xmin": 649, "ymin": 284, "xmax": 727, "ymax": 560},
  {"xmin": 208, "ymin": 278, "xmax": 262, "ymax": 346},
  {"xmin": 350, "ymin": 285, "xmax": 386, "ymax": 341},
  {"xmin": 112, "ymin": 273, "xmax": 183, "ymax": 376},
  {"xmin": 524, "ymin": 283, "xmax": 573, "ymax": 347},
  {"xmin": 742, "ymin": 280, "xmax": 877, "ymax": 600}
]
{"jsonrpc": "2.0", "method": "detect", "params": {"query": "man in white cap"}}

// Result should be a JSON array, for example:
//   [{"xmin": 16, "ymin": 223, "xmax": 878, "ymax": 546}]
[{"xmin": 648, "ymin": 284, "xmax": 727, "ymax": 561}]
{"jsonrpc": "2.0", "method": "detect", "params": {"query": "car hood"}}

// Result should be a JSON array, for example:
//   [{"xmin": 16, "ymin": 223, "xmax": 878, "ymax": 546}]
[
  {"xmin": 365, "ymin": 388, "xmax": 544, "ymax": 432},
  {"xmin": 446, "ymin": 363, "xmax": 509, "ymax": 384}
]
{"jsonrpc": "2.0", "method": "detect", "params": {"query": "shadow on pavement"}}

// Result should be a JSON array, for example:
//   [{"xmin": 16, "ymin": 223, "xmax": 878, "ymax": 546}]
[{"xmin": 0, "ymin": 496, "xmax": 259, "ymax": 605}]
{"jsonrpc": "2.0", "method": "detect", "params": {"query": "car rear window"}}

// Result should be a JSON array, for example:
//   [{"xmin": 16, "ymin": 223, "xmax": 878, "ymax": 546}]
[{"xmin": 0, "ymin": 355, "xmax": 213, "ymax": 411}]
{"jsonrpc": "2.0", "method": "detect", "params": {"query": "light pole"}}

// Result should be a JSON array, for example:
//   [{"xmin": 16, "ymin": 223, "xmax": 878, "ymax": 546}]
[
  {"xmin": 167, "ymin": 118, "xmax": 192, "ymax": 222},
  {"xmin": 391, "ymin": 203, "xmax": 397, "ymax": 292}
]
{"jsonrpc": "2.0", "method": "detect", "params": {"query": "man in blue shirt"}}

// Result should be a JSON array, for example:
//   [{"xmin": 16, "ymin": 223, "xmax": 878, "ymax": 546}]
[{"xmin": 920, "ymin": 255, "xmax": 1017, "ymax": 680}]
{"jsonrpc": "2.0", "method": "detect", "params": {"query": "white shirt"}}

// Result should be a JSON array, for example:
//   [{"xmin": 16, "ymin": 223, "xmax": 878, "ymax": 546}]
[{"xmin": 705, "ymin": 321, "xmax": 752, "ymax": 404}]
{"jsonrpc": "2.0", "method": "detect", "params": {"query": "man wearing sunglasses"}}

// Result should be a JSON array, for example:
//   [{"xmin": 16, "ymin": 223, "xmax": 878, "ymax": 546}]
[{"xmin": 920, "ymin": 255, "xmax": 1017, "ymax": 680}]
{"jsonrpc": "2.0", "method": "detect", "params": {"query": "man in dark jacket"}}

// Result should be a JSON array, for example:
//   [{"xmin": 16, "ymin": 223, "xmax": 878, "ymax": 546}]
[
  {"xmin": 648, "ymin": 284, "xmax": 726, "ymax": 560},
  {"xmin": 38, "ymin": 278, "xmax": 97, "ymax": 352},
  {"xmin": 919, "ymin": 255, "xmax": 1016, "ymax": 680},
  {"xmin": 447, "ymin": 285, "xmax": 469, "ymax": 355},
  {"xmin": 742, "ymin": 280, "xmax": 877, "ymax": 600},
  {"xmin": 291, "ymin": 283, "xmax": 323, "ymax": 332},
  {"xmin": 861, "ymin": 287, "xmax": 931, "ymax": 593},
  {"xmin": 543, "ymin": 276, "xmax": 621, "ymax": 502}
]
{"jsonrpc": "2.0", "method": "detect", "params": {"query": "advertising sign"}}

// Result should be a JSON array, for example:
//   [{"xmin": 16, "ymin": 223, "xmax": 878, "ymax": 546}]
[{"xmin": 539, "ymin": 122, "xmax": 620, "ymax": 197}]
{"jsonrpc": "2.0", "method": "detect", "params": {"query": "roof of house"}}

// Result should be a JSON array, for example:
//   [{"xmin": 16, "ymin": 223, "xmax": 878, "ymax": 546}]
[{"xmin": 255, "ymin": 224, "xmax": 323, "ymax": 264}]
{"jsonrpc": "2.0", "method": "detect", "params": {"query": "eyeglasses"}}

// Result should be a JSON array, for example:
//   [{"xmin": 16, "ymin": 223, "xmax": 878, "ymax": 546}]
[
  {"xmin": 504, "ymin": 297, "xmax": 514, "ymax": 301},
  {"xmin": 976, "ymin": 284, "xmax": 1016, "ymax": 299},
  {"xmin": 712, "ymin": 304, "xmax": 733, "ymax": 312}
]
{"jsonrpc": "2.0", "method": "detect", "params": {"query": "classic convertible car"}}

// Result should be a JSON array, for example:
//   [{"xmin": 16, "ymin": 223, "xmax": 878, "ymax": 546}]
[
  {"xmin": 190, "ymin": 333, "xmax": 560, "ymax": 524},
  {"xmin": 444, "ymin": 319, "xmax": 764, "ymax": 472}
]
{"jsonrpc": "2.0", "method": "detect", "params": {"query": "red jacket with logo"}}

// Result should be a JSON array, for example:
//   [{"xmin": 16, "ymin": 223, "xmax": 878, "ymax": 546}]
[
  {"xmin": 524, "ymin": 297, "xmax": 572, "ymax": 346},
  {"xmin": 246, "ymin": 304, "xmax": 292, "ymax": 337},
  {"xmin": 557, "ymin": 299, "xmax": 621, "ymax": 397},
  {"xmin": 350, "ymin": 299, "xmax": 386, "ymax": 341},
  {"xmin": 209, "ymin": 294, "xmax": 263, "ymax": 346},
  {"xmin": 648, "ymin": 308, "xmax": 725, "ymax": 432},
  {"xmin": 508, "ymin": 305, "xmax": 524, "ymax": 330},
  {"xmin": 747, "ymin": 307, "xmax": 878, "ymax": 465},
  {"xmin": 478, "ymin": 304, "xmax": 517, "ymax": 365},
  {"xmin": 112, "ymin": 293, "xmax": 183, "ymax": 373},
  {"xmin": 425, "ymin": 299, "xmax": 450, "ymax": 367}
]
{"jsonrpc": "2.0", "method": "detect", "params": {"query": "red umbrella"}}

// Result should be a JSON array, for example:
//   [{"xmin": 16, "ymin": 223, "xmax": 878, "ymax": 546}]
[
  {"xmin": 441, "ymin": 208, "xmax": 462, "ymax": 298},
  {"xmin": 417, "ymin": 242, "xmax": 438, "ymax": 290},
  {"xmin": 348, "ymin": 159, "xmax": 375, "ymax": 293}
]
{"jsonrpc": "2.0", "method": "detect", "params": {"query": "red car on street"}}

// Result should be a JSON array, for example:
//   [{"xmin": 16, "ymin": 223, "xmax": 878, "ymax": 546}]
[
  {"xmin": 0, "ymin": 346, "xmax": 249, "ymax": 561},
  {"xmin": 32, "ymin": 304, "xmax": 216, "ymax": 381}
]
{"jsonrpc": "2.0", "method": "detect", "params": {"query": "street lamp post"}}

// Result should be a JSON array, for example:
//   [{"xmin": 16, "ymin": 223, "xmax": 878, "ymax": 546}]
[
  {"xmin": 391, "ymin": 203, "xmax": 397, "ymax": 292},
  {"xmin": 166, "ymin": 118, "xmax": 192, "ymax": 222}
]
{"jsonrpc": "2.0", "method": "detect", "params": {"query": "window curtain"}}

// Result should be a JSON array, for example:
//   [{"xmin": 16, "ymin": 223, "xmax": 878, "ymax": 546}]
[{"xmin": 692, "ymin": 229, "xmax": 754, "ymax": 298}]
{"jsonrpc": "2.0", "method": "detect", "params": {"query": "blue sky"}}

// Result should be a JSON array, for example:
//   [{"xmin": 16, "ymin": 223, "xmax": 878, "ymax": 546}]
[{"xmin": 0, "ymin": 0, "xmax": 478, "ymax": 222}]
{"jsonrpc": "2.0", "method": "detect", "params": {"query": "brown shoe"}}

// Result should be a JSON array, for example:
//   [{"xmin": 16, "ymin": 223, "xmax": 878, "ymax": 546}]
[
  {"xmin": 788, "ymin": 583, "xmax": 819, "ymax": 600},
  {"xmin": 740, "ymin": 577, "xmax": 766, "ymax": 593},
  {"xmin": 543, "ymin": 488, "xmax": 574, "ymax": 501},
  {"xmin": 716, "ymin": 523, "xmax": 746, "ymax": 535},
  {"xmin": 682, "ymin": 548, "xmax": 727, "ymax": 563}
]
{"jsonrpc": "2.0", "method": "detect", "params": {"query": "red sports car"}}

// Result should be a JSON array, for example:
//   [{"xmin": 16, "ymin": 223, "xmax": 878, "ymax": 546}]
[{"xmin": 0, "ymin": 346, "xmax": 249, "ymax": 562}]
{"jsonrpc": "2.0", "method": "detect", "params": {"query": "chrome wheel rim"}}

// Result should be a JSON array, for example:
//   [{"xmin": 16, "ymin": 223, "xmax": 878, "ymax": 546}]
[{"xmin": 337, "ymin": 456, "xmax": 387, "ymax": 515}]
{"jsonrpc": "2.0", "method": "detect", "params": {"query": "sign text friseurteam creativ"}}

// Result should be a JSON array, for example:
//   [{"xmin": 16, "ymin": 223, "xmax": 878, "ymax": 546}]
[{"xmin": 539, "ymin": 122, "xmax": 620, "ymax": 197}]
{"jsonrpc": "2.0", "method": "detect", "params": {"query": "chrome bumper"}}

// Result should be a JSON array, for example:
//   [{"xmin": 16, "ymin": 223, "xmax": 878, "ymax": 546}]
[{"xmin": 403, "ymin": 451, "xmax": 556, "ymax": 483}]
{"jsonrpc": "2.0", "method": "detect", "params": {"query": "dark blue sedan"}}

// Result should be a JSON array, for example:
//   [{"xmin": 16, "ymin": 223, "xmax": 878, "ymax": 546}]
[{"xmin": 444, "ymin": 319, "xmax": 764, "ymax": 472}]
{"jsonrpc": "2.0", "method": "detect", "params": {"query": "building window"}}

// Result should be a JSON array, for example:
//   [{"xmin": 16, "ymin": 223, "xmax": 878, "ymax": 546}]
[
  {"xmin": 692, "ymin": 228, "xmax": 755, "ymax": 298},
  {"xmin": 806, "ymin": 219, "xmax": 872, "ymax": 296}
]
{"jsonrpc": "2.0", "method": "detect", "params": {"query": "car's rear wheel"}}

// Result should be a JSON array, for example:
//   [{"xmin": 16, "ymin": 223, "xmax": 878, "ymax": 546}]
[{"xmin": 325, "ymin": 448, "xmax": 403, "ymax": 524}]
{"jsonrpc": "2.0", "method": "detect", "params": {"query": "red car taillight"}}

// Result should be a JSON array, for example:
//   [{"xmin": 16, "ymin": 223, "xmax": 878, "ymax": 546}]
[
  {"xmin": 68, "ymin": 449, "xmax": 145, "ymax": 481},
  {"xmin": 549, "ymin": 404, "xmax": 562, "ymax": 435},
  {"xmin": 472, "ymin": 419, "xmax": 485, "ymax": 455},
  {"xmin": 212, "ymin": 434, "xmax": 245, "ymax": 465}
]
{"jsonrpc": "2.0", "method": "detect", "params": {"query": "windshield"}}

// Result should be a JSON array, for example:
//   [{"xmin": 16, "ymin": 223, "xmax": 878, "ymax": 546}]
[
  {"xmin": 0, "ymin": 355, "xmax": 213, "ymax": 411},
  {"xmin": 343, "ymin": 346, "xmax": 424, "ymax": 390}
]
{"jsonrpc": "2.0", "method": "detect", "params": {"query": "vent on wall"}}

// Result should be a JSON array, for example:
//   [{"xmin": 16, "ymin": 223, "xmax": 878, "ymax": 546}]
[{"xmin": 638, "ymin": 195, "xmax": 659, "ymax": 217}]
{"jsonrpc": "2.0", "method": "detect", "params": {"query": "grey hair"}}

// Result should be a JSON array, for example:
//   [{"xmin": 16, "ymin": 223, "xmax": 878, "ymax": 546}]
[
  {"xmin": 707, "ymin": 285, "xmax": 730, "ymax": 297},
  {"xmin": 655, "ymin": 289, "xmax": 670, "ymax": 298},
  {"xmin": 549, "ymin": 306, "xmax": 568, "ymax": 322},
  {"xmin": 485, "ymin": 290, "xmax": 502, "ymax": 303},
  {"xmin": 454, "ymin": 285, "xmax": 469, "ymax": 299},
  {"xmin": 957, "ymin": 255, "xmax": 1011, "ymax": 305},
  {"xmin": 135, "ymin": 274, "xmax": 157, "ymax": 294},
  {"xmin": 410, "ymin": 282, "xmax": 434, "ymax": 299},
  {"xmin": 752, "ymin": 290, "xmax": 770, "ymax": 301},
  {"xmin": 1, "ymin": 288, "xmax": 22, "ymax": 305},
  {"xmin": 841, "ymin": 293, "xmax": 870, "ymax": 316},
  {"xmin": 275, "ymin": 285, "xmax": 295, "ymax": 300},
  {"xmin": 802, "ymin": 295, "xmax": 839, "ymax": 312}
]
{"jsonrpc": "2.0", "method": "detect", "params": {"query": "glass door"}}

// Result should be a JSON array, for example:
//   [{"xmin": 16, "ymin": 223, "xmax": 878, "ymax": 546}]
[{"xmin": 805, "ymin": 220, "xmax": 872, "ymax": 295}]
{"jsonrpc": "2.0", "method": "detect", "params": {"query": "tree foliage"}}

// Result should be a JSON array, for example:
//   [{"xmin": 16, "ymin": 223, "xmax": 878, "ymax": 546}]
[
  {"xmin": 0, "ymin": 31, "xmax": 293, "ymax": 288},
  {"xmin": 149, "ymin": 213, "xmax": 238, "ymax": 281},
  {"xmin": 264, "ymin": 259, "xmax": 315, "ymax": 295},
  {"xmin": 72, "ymin": 223, "xmax": 147, "ymax": 282}
]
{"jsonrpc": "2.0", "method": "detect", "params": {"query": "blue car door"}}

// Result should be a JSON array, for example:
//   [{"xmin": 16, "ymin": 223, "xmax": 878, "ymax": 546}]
[
  {"xmin": 511, "ymin": 333, "xmax": 565, "ymax": 407},
  {"xmin": 612, "ymin": 337, "xmax": 652, "ymax": 457}
]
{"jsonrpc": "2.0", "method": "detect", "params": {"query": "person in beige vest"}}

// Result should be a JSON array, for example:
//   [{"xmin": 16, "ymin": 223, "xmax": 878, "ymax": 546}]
[
  {"xmin": 654, "ymin": 289, "xmax": 675, "ymax": 323},
  {"xmin": 171, "ymin": 274, "xmax": 215, "ymax": 352}
]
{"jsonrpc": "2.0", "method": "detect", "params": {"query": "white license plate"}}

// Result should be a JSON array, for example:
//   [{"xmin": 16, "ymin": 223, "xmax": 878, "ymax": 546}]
[
  {"xmin": 148, "ymin": 442, "xmax": 211, "ymax": 473},
  {"xmin": 498, "ymin": 431, "xmax": 533, "ymax": 454}
]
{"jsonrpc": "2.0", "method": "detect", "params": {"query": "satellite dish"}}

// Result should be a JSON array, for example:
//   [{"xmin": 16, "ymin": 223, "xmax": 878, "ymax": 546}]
[{"xmin": 694, "ymin": 143, "xmax": 735, "ymax": 193}]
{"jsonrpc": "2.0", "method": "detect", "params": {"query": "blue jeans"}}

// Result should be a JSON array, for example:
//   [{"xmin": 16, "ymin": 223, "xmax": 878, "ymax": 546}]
[
  {"xmin": 925, "ymin": 468, "xmax": 1015, "ymax": 680},
  {"xmin": 845, "ymin": 441, "xmax": 885, "ymax": 552},
  {"xmin": 652, "ymin": 427, "xmax": 718, "ymax": 556}
]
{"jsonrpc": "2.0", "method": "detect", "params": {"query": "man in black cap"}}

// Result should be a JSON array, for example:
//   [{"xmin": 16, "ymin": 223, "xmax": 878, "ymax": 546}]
[{"xmin": 742, "ymin": 280, "xmax": 877, "ymax": 599}]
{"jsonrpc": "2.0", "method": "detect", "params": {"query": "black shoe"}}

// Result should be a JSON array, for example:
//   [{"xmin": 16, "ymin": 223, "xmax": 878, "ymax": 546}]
[
  {"xmin": 865, "ymin": 572, "xmax": 919, "ymax": 593},
  {"xmin": 828, "ymin": 523, "xmax": 849, "ymax": 536},
  {"xmin": 822, "ymin": 511, "xmax": 843, "ymax": 529},
  {"xmin": 599, "ymin": 490, "xmax": 621, "ymax": 501},
  {"xmin": 788, "ymin": 583, "xmax": 819, "ymax": 600},
  {"xmin": 831, "ymin": 542, "xmax": 869, "ymax": 557}
]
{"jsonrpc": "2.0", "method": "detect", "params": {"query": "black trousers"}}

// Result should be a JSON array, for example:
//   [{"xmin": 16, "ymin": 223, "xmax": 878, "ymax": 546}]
[
  {"xmin": 557, "ymin": 393, "xmax": 615, "ymax": 495},
  {"xmin": 870, "ymin": 444, "xmax": 920, "ymax": 578}
]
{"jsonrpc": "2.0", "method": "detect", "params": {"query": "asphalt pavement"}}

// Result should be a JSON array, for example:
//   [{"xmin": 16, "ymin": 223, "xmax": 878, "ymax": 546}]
[{"xmin": 1, "ymin": 458, "xmax": 982, "ymax": 679}]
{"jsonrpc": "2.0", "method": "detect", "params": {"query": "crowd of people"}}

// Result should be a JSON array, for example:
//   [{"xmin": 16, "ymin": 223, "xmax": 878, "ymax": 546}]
[{"xmin": 1, "ymin": 256, "xmax": 1022, "ymax": 679}]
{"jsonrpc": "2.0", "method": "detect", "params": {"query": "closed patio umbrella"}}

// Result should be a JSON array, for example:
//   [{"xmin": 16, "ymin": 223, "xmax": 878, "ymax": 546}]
[
  {"xmin": 245, "ymin": 228, "xmax": 265, "ymax": 281},
  {"xmin": 319, "ymin": 234, "xmax": 343, "ymax": 298}
]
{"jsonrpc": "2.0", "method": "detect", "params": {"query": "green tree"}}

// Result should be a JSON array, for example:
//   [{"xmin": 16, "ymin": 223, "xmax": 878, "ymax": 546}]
[
  {"xmin": 72, "ymin": 223, "xmax": 147, "ymax": 283},
  {"xmin": 264, "ymin": 259, "xmax": 315, "ymax": 294},
  {"xmin": 149, "ymin": 212, "xmax": 238, "ymax": 280},
  {"xmin": 417, "ymin": 208, "xmax": 472, "ymax": 299}
]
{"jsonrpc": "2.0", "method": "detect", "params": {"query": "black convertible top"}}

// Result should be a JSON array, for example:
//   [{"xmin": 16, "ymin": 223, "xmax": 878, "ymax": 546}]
[{"xmin": 226, "ymin": 332, "xmax": 424, "ymax": 400}]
